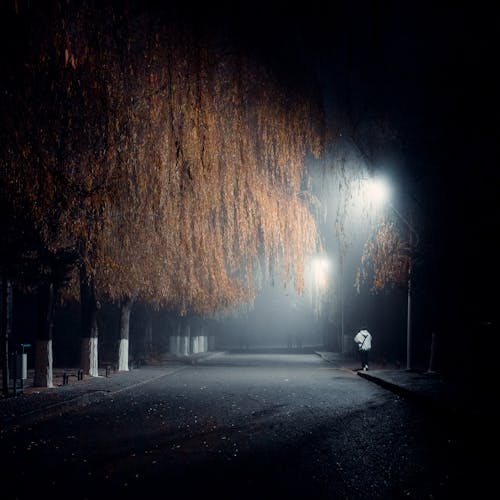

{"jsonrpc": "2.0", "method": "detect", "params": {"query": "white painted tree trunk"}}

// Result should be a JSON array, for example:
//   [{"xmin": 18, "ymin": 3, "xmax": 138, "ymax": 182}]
[
  {"xmin": 179, "ymin": 335, "xmax": 189, "ymax": 356},
  {"xmin": 79, "ymin": 270, "xmax": 99, "ymax": 377},
  {"xmin": 33, "ymin": 339, "xmax": 53, "ymax": 388},
  {"xmin": 81, "ymin": 337, "xmax": 99, "ymax": 377},
  {"xmin": 190, "ymin": 335, "xmax": 198, "ymax": 354},
  {"xmin": 198, "ymin": 325, "xmax": 207, "ymax": 352},
  {"xmin": 201, "ymin": 335, "xmax": 208, "ymax": 352},
  {"xmin": 169, "ymin": 318, "xmax": 183, "ymax": 356},
  {"xmin": 118, "ymin": 299, "xmax": 133, "ymax": 371},
  {"xmin": 118, "ymin": 338, "xmax": 129, "ymax": 371},
  {"xmin": 179, "ymin": 319, "xmax": 190, "ymax": 355}
]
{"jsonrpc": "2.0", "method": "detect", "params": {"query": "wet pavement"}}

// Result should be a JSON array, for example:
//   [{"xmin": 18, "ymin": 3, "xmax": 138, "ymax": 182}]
[{"xmin": 1, "ymin": 350, "xmax": 495, "ymax": 431}]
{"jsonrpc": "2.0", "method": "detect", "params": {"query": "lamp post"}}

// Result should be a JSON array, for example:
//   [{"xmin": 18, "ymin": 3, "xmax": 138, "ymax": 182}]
[
  {"xmin": 387, "ymin": 202, "xmax": 419, "ymax": 371},
  {"xmin": 339, "ymin": 252, "xmax": 344, "ymax": 353}
]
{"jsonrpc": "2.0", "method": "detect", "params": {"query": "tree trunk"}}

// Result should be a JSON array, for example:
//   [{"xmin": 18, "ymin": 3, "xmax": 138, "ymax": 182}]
[
  {"xmin": 200, "ymin": 323, "xmax": 208, "ymax": 353},
  {"xmin": 118, "ymin": 297, "xmax": 133, "ymax": 371},
  {"xmin": 191, "ymin": 320, "xmax": 206, "ymax": 353},
  {"xmin": 208, "ymin": 336, "xmax": 215, "ymax": 351},
  {"xmin": 169, "ymin": 317, "xmax": 182, "ymax": 356},
  {"xmin": 80, "ymin": 268, "xmax": 99, "ymax": 376},
  {"xmin": 180, "ymin": 316, "xmax": 190, "ymax": 356},
  {"xmin": 143, "ymin": 307, "xmax": 153, "ymax": 361},
  {"xmin": 33, "ymin": 282, "xmax": 55, "ymax": 388},
  {"xmin": 427, "ymin": 332, "xmax": 438, "ymax": 374},
  {"xmin": 1, "ymin": 274, "xmax": 12, "ymax": 396}
]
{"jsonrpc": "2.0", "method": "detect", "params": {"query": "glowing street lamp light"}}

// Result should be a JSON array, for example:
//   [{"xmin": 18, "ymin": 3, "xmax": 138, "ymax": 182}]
[
  {"xmin": 309, "ymin": 255, "xmax": 331, "ymax": 327},
  {"xmin": 312, "ymin": 256, "xmax": 330, "ymax": 292},
  {"xmin": 363, "ymin": 177, "xmax": 391, "ymax": 206}
]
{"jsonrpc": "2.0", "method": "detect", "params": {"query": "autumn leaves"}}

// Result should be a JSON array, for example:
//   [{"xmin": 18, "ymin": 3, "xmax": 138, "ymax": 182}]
[{"xmin": 1, "ymin": 3, "xmax": 324, "ymax": 316}]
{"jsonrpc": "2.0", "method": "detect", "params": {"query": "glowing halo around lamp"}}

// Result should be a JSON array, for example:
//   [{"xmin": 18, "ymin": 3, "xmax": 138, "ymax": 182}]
[
  {"xmin": 364, "ymin": 177, "xmax": 391, "ymax": 206},
  {"xmin": 311, "ymin": 256, "xmax": 330, "ymax": 292}
]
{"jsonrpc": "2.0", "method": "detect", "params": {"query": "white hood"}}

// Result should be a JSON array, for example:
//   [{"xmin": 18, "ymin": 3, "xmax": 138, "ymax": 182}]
[{"xmin": 354, "ymin": 329, "xmax": 372, "ymax": 350}]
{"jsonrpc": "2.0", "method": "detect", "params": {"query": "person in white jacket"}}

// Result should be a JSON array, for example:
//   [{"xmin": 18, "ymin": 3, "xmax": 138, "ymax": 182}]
[{"xmin": 354, "ymin": 328, "xmax": 372, "ymax": 371}]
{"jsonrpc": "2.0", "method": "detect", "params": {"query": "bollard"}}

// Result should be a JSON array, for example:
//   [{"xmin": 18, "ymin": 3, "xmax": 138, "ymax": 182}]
[
  {"xmin": 77, "ymin": 369, "xmax": 83, "ymax": 381},
  {"xmin": 62, "ymin": 372, "xmax": 69, "ymax": 385}
]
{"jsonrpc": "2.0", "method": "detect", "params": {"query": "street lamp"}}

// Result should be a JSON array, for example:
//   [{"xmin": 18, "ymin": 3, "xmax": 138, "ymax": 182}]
[
  {"xmin": 335, "ymin": 177, "xmax": 391, "ymax": 354},
  {"xmin": 363, "ymin": 176, "xmax": 418, "ymax": 371}
]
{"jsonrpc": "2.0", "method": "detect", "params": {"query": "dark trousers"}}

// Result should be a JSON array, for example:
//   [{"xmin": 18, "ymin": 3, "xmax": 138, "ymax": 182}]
[{"xmin": 360, "ymin": 350, "xmax": 369, "ymax": 368}]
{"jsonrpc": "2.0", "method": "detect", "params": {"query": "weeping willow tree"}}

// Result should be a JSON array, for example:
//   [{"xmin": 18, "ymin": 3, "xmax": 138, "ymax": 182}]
[
  {"xmin": 1, "ymin": 1, "xmax": 325, "ymax": 379},
  {"xmin": 72, "ymin": 3, "xmax": 325, "ymax": 311},
  {"xmin": 97, "ymin": 12, "xmax": 325, "ymax": 366},
  {"xmin": 355, "ymin": 219, "xmax": 410, "ymax": 293}
]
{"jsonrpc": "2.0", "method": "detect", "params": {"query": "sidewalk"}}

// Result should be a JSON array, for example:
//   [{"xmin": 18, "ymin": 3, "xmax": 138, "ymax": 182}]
[
  {"xmin": 315, "ymin": 351, "xmax": 496, "ymax": 419},
  {"xmin": 0, "ymin": 351, "xmax": 225, "ymax": 432}
]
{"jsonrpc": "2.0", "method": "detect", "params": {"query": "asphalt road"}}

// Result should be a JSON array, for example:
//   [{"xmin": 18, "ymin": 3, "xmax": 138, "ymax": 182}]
[{"xmin": 0, "ymin": 352, "xmax": 491, "ymax": 499}]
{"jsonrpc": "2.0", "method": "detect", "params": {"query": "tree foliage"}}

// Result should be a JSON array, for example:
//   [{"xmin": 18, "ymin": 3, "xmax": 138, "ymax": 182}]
[
  {"xmin": 1, "ymin": 0, "xmax": 325, "ymax": 315},
  {"xmin": 355, "ymin": 219, "xmax": 410, "ymax": 293}
]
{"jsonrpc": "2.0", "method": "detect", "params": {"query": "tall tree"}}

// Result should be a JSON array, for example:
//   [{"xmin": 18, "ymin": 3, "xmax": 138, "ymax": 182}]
[{"xmin": 2, "ymin": 1, "xmax": 326, "ymax": 374}]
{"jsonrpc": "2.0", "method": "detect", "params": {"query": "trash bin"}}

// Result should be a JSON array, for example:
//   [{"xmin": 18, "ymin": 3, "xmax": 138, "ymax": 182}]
[{"xmin": 16, "ymin": 353, "xmax": 27, "ymax": 380}]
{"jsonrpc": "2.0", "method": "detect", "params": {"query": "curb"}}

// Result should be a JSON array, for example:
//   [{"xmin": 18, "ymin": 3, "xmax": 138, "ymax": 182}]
[
  {"xmin": 357, "ymin": 371, "xmax": 417, "ymax": 400},
  {"xmin": 356, "ymin": 371, "xmax": 466, "ymax": 417},
  {"xmin": 1, "ymin": 364, "xmax": 193, "ymax": 431}
]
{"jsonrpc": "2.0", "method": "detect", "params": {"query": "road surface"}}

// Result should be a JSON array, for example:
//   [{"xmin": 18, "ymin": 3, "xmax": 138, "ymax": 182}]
[{"xmin": 0, "ymin": 352, "xmax": 490, "ymax": 499}]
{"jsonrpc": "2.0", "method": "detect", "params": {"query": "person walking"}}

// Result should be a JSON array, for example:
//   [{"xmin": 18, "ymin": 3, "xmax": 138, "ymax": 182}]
[{"xmin": 354, "ymin": 327, "xmax": 372, "ymax": 371}]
